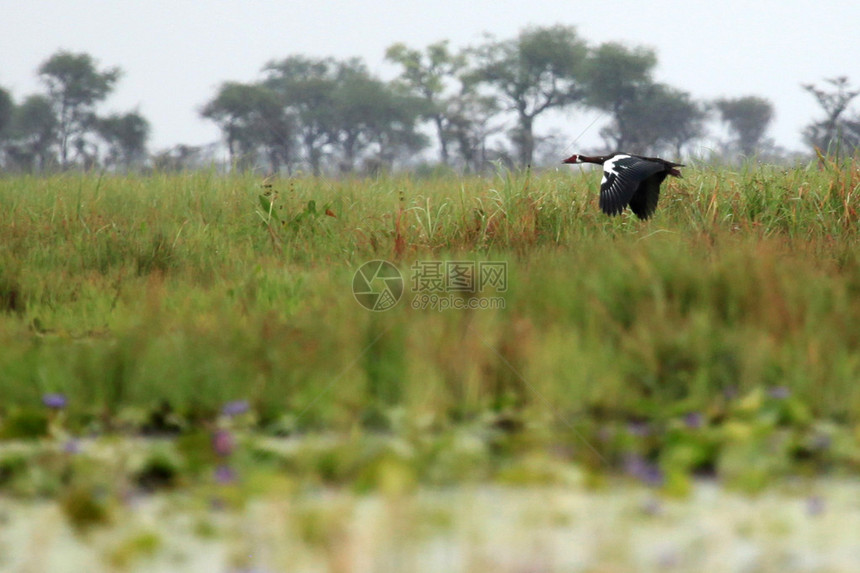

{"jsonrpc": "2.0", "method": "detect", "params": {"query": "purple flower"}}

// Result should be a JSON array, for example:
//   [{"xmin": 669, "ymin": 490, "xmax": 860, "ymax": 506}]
[
  {"xmin": 624, "ymin": 453, "xmax": 664, "ymax": 487},
  {"xmin": 63, "ymin": 440, "xmax": 80, "ymax": 454},
  {"xmin": 684, "ymin": 411, "xmax": 704, "ymax": 429},
  {"xmin": 222, "ymin": 400, "xmax": 250, "ymax": 417},
  {"xmin": 212, "ymin": 429, "xmax": 235, "ymax": 457},
  {"xmin": 769, "ymin": 386, "xmax": 791, "ymax": 400},
  {"xmin": 627, "ymin": 421, "xmax": 651, "ymax": 437},
  {"xmin": 806, "ymin": 495, "xmax": 825, "ymax": 516},
  {"xmin": 214, "ymin": 464, "xmax": 236, "ymax": 484},
  {"xmin": 42, "ymin": 393, "xmax": 67, "ymax": 409}
]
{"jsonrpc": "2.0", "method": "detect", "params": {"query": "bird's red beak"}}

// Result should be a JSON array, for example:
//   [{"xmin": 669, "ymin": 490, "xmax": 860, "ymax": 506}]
[{"xmin": 562, "ymin": 154, "xmax": 578, "ymax": 164}]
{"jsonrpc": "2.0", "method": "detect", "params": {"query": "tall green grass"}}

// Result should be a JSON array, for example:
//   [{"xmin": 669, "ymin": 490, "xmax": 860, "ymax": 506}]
[{"xmin": 1, "ymin": 160, "xmax": 859, "ymax": 485}]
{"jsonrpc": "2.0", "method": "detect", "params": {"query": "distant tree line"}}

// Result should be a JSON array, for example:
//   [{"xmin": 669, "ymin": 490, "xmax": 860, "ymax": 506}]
[
  {"xmin": 0, "ymin": 51, "xmax": 150, "ymax": 172},
  {"xmin": 1, "ymin": 27, "xmax": 859, "ymax": 174},
  {"xmin": 199, "ymin": 26, "xmax": 720, "ymax": 173}
]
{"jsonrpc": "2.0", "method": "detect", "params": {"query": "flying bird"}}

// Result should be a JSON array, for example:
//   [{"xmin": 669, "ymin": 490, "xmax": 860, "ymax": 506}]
[{"xmin": 563, "ymin": 153, "xmax": 683, "ymax": 219}]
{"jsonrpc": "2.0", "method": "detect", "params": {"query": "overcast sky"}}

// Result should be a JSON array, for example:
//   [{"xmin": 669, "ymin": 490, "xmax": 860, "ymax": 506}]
[{"xmin": 2, "ymin": 0, "xmax": 858, "ymax": 156}]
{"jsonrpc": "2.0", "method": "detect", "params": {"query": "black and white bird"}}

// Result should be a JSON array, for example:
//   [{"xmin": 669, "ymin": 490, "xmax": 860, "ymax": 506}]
[{"xmin": 563, "ymin": 153, "xmax": 683, "ymax": 220}]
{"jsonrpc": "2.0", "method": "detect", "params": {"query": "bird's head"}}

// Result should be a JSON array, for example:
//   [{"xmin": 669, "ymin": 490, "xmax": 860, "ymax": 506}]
[{"xmin": 562, "ymin": 154, "xmax": 582, "ymax": 164}]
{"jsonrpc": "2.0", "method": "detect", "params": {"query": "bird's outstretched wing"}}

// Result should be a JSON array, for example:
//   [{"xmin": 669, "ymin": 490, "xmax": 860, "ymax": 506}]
[
  {"xmin": 627, "ymin": 172, "xmax": 667, "ymax": 220},
  {"xmin": 599, "ymin": 155, "xmax": 665, "ymax": 217}
]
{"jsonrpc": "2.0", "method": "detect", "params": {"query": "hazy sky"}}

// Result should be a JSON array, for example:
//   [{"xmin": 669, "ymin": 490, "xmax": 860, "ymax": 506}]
[{"xmin": 2, "ymin": 0, "xmax": 858, "ymax": 156}]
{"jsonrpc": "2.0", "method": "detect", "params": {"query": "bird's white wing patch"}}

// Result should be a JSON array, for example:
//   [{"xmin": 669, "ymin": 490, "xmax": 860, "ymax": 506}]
[{"xmin": 601, "ymin": 154, "xmax": 633, "ymax": 185}]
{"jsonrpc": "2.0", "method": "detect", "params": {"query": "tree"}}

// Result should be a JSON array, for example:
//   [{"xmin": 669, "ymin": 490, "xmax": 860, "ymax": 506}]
[
  {"xmin": 329, "ymin": 59, "xmax": 427, "ymax": 172},
  {"xmin": 355, "ymin": 89, "xmax": 428, "ymax": 172},
  {"xmin": 385, "ymin": 41, "xmax": 464, "ymax": 165},
  {"xmin": 96, "ymin": 111, "xmax": 150, "ymax": 170},
  {"xmin": 802, "ymin": 77, "xmax": 860, "ymax": 156},
  {"xmin": 584, "ymin": 42, "xmax": 657, "ymax": 151},
  {"xmin": 581, "ymin": 42, "xmax": 706, "ymax": 157},
  {"xmin": 201, "ymin": 81, "xmax": 294, "ymax": 171},
  {"xmin": 655, "ymin": 88, "xmax": 708, "ymax": 156},
  {"xmin": 470, "ymin": 25, "xmax": 588, "ymax": 167},
  {"xmin": 600, "ymin": 83, "xmax": 707, "ymax": 156},
  {"xmin": 262, "ymin": 55, "xmax": 426, "ymax": 174},
  {"xmin": 0, "ymin": 87, "xmax": 13, "ymax": 167},
  {"xmin": 152, "ymin": 144, "xmax": 205, "ymax": 172},
  {"xmin": 0, "ymin": 87, "xmax": 12, "ymax": 140},
  {"xmin": 263, "ymin": 56, "xmax": 338, "ymax": 175},
  {"xmin": 714, "ymin": 96, "xmax": 774, "ymax": 157},
  {"xmin": 38, "ymin": 51, "xmax": 121, "ymax": 168},
  {"xmin": 446, "ymin": 86, "xmax": 501, "ymax": 173},
  {"xmin": 584, "ymin": 43, "xmax": 656, "ymax": 105},
  {"xmin": 329, "ymin": 59, "xmax": 389, "ymax": 172},
  {"xmin": 5, "ymin": 95, "xmax": 58, "ymax": 172}
]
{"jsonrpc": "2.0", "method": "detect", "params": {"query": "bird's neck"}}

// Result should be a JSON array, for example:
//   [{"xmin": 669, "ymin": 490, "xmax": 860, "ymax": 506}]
[{"xmin": 578, "ymin": 155, "xmax": 611, "ymax": 165}]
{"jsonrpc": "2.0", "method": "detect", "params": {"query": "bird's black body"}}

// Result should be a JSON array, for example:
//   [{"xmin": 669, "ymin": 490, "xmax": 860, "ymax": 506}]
[{"xmin": 563, "ymin": 153, "xmax": 683, "ymax": 219}]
